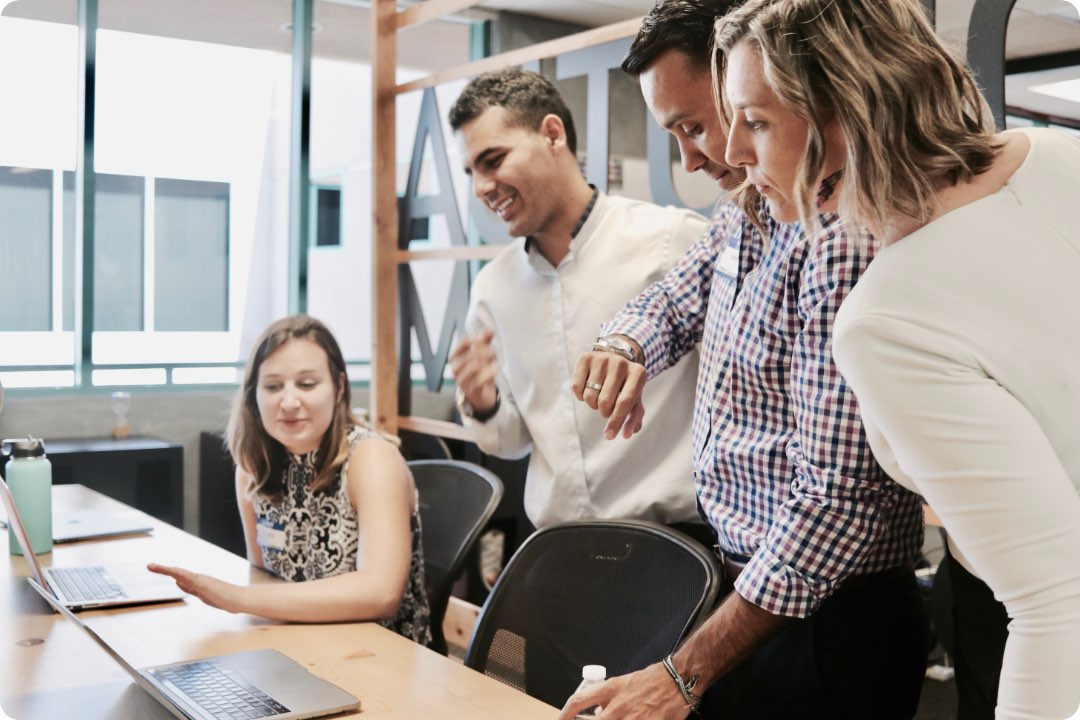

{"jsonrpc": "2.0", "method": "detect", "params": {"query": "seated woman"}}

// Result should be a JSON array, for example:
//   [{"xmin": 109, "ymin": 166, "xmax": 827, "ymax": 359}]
[
  {"xmin": 713, "ymin": 1, "xmax": 1080, "ymax": 718},
  {"xmin": 150, "ymin": 315, "xmax": 431, "ymax": 645}
]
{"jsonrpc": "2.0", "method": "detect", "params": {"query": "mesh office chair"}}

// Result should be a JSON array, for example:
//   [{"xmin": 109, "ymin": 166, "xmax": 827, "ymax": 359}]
[
  {"xmin": 409, "ymin": 459, "xmax": 503, "ymax": 655},
  {"xmin": 464, "ymin": 519, "xmax": 721, "ymax": 708},
  {"xmin": 399, "ymin": 428, "xmax": 453, "ymax": 462}
]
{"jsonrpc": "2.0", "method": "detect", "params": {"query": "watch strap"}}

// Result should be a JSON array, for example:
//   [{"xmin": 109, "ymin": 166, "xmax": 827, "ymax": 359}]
[{"xmin": 457, "ymin": 387, "xmax": 500, "ymax": 423}]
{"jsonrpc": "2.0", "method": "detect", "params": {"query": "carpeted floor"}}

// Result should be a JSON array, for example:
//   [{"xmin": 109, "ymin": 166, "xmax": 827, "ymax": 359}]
[
  {"xmin": 915, "ymin": 664, "xmax": 959, "ymax": 720},
  {"xmin": 917, "ymin": 674, "xmax": 958, "ymax": 720}
]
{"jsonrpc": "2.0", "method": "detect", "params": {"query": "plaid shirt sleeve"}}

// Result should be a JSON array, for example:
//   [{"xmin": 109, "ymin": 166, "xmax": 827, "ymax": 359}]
[
  {"xmin": 602, "ymin": 203, "xmax": 737, "ymax": 378},
  {"xmin": 733, "ymin": 221, "xmax": 905, "ymax": 617}
]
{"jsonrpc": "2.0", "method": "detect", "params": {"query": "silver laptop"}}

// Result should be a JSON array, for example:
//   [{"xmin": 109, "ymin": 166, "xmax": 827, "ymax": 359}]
[
  {"xmin": 1, "ymin": 475, "xmax": 184, "ymax": 610},
  {"xmin": 30, "ymin": 578, "xmax": 361, "ymax": 720},
  {"xmin": 53, "ymin": 509, "xmax": 153, "ymax": 543}
]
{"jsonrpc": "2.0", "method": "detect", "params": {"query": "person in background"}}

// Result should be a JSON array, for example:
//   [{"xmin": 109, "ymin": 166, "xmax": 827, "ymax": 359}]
[
  {"xmin": 562, "ymin": 1, "xmax": 928, "ymax": 718},
  {"xmin": 712, "ymin": 1, "xmax": 1080, "ymax": 718},
  {"xmin": 150, "ymin": 314, "xmax": 431, "ymax": 645},
  {"xmin": 448, "ymin": 69, "xmax": 711, "ymax": 542}
]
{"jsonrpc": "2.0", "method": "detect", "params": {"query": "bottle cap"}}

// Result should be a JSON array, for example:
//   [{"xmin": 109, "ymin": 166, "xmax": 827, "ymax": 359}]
[
  {"xmin": 582, "ymin": 665, "xmax": 606, "ymax": 681},
  {"xmin": 1, "ymin": 436, "xmax": 47, "ymax": 459}
]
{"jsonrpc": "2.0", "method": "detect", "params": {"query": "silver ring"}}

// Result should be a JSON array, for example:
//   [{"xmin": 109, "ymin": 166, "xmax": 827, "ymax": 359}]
[{"xmin": 585, "ymin": 382, "xmax": 603, "ymax": 392}]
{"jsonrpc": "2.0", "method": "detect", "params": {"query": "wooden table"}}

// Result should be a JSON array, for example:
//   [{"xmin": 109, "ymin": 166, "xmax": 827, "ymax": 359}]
[{"xmin": 2, "ymin": 485, "xmax": 557, "ymax": 720}]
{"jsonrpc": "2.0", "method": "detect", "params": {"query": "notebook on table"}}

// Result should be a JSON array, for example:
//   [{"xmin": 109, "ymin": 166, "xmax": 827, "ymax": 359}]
[
  {"xmin": 29, "ymin": 578, "xmax": 361, "ymax": 720},
  {"xmin": 53, "ymin": 509, "xmax": 154, "ymax": 543},
  {"xmin": 1, "ymin": 475, "xmax": 184, "ymax": 610}
]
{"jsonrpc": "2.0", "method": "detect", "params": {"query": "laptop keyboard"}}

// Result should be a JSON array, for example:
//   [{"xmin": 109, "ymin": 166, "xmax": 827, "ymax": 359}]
[
  {"xmin": 48, "ymin": 566, "xmax": 128, "ymax": 602},
  {"xmin": 150, "ymin": 659, "xmax": 290, "ymax": 719}
]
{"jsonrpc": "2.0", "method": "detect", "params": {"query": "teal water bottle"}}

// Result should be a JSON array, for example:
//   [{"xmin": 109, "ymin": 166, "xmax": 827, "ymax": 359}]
[{"xmin": 3, "ymin": 437, "xmax": 53, "ymax": 556}]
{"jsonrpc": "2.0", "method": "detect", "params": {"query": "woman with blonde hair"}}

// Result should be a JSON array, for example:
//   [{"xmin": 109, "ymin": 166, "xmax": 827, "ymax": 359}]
[
  {"xmin": 150, "ymin": 314, "xmax": 431, "ymax": 645},
  {"xmin": 713, "ymin": 0, "xmax": 1080, "ymax": 718}
]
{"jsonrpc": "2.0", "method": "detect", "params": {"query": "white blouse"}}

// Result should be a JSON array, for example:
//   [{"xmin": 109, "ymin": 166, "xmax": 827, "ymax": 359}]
[{"xmin": 834, "ymin": 128, "xmax": 1080, "ymax": 720}]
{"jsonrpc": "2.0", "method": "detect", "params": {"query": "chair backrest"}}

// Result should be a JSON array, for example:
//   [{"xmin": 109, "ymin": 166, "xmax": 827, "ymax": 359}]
[
  {"xmin": 409, "ymin": 459, "xmax": 503, "ymax": 655},
  {"xmin": 463, "ymin": 520, "xmax": 721, "ymax": 708}
]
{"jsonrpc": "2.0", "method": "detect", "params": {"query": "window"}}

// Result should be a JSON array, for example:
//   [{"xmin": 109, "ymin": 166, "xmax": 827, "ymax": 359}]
[
  {"xmin": 0, "ymin": 8, "xmax": 472, "ymax": 389},
  {"xmin": 0, "ymin": 167, "xmax": 53, "ymax": 331},
  {"xmin": 313, "ymin": 186, "xmax": 341, "ymax": 248},
  {"xmin": 92, "ymin": 173, "xmax": 145, "ymax": 331},
  {"xmin": 154, "ymin": 178, "xmax": 229, "ymax": 331}
]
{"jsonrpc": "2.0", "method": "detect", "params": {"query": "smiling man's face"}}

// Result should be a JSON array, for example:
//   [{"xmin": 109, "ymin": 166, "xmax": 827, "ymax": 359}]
[{"xmin": 458, "ymin": 105, "xmax": 564, "ymax": 239}]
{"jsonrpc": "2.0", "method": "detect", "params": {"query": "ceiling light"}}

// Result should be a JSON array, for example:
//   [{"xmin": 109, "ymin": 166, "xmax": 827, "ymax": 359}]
[{"xmin": 1030, "ymin": 78, "xmax": 1080, "ymax": 104}]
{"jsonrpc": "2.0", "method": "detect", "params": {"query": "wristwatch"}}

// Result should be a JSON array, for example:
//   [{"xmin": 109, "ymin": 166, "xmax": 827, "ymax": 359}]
[
  {"xmin": 456, "ymin": 387, "xmax": 501, "ymax": 423},
  {"xmin": 592, "ymin": 334, "xmax": 643, "ymax": 365}
]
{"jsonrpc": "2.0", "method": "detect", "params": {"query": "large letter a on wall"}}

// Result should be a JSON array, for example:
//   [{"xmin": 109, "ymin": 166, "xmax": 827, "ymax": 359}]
[{"xmin": 397, "ymin": 88, "xmax": 471, "ymax": 408}]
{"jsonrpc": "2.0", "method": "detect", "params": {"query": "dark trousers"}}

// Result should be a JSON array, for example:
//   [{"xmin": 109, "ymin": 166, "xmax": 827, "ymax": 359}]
[
  {"xmin": 668, "ymin": 521, "xmax": 719, "ymax": 553},
  {"xmin": 945, "ymin": 546, "xmax": 1009, "ymax": 720},
  {"xmin": 697, "ymin": 566, "xmax": 931, "ymax": 720}
]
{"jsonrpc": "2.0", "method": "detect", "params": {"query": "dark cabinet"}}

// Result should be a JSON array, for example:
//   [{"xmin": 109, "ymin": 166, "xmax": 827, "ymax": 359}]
[
  {"xmin": 198, "ymin": 431, "xmax": 245, "ymax": 556},
  {"xmin": 46, "ymin": 436, "xmax": 184, "ymax": 527}
]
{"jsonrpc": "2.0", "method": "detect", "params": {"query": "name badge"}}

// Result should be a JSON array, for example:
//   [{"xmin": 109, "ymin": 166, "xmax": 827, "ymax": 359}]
[
  {"xmin": 717, "ymin": 242, "xmax": 739, "ymax": 279},
  {"xmin": 256, "ymin": 518, "xmax": 286, "ymax": 551}
]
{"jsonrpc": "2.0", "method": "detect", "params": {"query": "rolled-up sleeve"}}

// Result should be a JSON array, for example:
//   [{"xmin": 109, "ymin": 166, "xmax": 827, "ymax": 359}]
[{"xmin": 603, "ymin": 203, "xmax": 738, "ymax": 378}]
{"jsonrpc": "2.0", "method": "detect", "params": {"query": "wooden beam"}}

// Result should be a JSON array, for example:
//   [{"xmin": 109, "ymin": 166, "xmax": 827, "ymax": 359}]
[
  {"xmin": 397, "ymin": 245, "xmax": 507, "ymax": 263},
  {"xmin": 396, "ymin": 0, "xmax": 487, "ymax": 30},
  {"xmin": 398, "ymin": 416, "xmax": 477, "ymax": 443},
  {"xmin": 395, "ymin": 16, "xmax": 643, "ymax": 95},
  {"xmin": 372, "ymin": 0, "xmax": 400, "ymax": 434}
]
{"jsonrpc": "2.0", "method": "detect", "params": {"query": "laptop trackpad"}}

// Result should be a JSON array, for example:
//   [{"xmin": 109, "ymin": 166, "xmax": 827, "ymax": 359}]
[{"xmin": 222, "ymin": 649, "xmax": 359, "ymax": 711}]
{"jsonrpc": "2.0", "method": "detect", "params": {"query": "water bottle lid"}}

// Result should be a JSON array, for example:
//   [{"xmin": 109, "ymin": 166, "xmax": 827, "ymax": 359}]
[
  {"xmin": 582, "ymin": 665, "xmax": 606, "ymax": 681},
  {"xmin": 1, "ymin": 436, "xmax": 47, "ymax": 459}
]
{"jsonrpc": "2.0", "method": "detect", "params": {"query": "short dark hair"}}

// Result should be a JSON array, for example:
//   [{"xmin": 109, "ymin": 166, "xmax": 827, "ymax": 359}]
[
  {"xmin": 448, "ymin": 69, "xmax": 577, "ymax": 154},
  {"xmin": 622, "ymin": 0, "xmax": 744, "ymax": 77}
]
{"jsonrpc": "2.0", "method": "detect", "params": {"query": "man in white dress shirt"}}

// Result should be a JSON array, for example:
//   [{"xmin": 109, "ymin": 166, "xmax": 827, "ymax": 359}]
[{"xmin": 448, "ymin": 69, "xmax": 710, "ymax": 538}]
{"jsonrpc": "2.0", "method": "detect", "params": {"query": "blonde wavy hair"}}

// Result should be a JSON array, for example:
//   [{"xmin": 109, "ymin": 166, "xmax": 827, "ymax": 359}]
[
  {"xmin": 713, "ymin": 0, "xmax": 1001, "ymax": 234},
  {"xmin": 228, "ymin": 314, "xmax": 361, "ymax": 499}
]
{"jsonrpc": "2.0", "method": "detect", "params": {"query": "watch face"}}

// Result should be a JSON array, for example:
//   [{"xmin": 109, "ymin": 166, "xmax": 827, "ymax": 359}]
[
  {"xmin": 595, "ymin": 335, "xmax": 639, "ymax": 364},
  {"xmin": 455, "ymin": 388, "xmax": 473, "ymax": 417}
]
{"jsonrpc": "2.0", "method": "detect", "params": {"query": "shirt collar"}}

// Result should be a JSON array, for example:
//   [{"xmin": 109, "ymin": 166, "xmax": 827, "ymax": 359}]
[{"xmin": 523, "ymin": 184, "xmax": 600, "ymax": 255}]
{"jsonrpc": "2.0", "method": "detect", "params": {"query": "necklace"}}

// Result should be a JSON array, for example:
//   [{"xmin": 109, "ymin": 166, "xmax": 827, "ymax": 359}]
[{"xmin": 816, "ymin": 169, "xmax": 844, "ymax": 208}]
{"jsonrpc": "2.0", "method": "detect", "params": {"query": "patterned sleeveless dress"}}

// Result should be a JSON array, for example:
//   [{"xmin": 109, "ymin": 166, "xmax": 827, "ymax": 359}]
[{"xmin": 252, "ymin": 426, "xmax": 432, "ymax": 645}]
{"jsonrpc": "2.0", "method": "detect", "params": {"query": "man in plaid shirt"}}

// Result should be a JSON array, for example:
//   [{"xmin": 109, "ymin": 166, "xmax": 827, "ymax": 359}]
[{"xmin": 561, "ymin": 2, "xmax": 929, "ymax": 719}]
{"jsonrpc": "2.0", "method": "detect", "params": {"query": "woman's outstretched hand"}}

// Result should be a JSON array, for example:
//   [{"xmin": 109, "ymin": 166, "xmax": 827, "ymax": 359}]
[{"xmin": 147, "ymin": 563, "xmax": 244, "ymax": 613}]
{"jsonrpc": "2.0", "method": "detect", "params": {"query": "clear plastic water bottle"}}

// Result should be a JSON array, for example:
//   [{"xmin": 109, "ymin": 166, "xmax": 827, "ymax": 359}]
[
  {"xmin": 3, "ymin": 437, "xmax": 53, "ymax": 556},
  {"xmin": 573, "ymin": 664, "xmax": 606, "ymax": 719}
]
